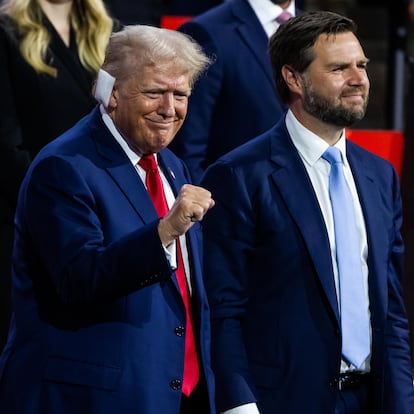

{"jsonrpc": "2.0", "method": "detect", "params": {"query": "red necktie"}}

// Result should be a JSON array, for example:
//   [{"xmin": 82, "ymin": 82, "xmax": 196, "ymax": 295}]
[{"xmin": 138, "ymin": 154, "xmax": 200, "ymax": 396}]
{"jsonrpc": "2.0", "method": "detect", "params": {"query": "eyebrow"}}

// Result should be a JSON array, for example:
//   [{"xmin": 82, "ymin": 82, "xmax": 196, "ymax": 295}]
[{"xmin": 326, "ymin": 58, "xmax": 370, "ymax": 68}]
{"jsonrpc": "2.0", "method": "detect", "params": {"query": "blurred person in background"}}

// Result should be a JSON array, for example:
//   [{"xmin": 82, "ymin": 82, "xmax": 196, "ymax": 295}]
[
  {"xmin": 0, "ymin": 0, "xmax": 117, "ymax": 351},
  {"xmin": 103, "ymin": 0, "xmax": 224, "ymax": 26},
  {"xmin": 402, "ymin": 0, "xmax": 414, "ymax": 363},
  {"xmin": 169, "ymin": 0, "xmax": 300, "ymax": 183}
]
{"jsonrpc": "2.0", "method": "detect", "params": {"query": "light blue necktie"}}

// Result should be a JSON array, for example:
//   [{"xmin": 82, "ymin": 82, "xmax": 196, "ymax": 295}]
[{"xmin": 323, "ymin": 146, "xmax": 370, "ymax": 369}]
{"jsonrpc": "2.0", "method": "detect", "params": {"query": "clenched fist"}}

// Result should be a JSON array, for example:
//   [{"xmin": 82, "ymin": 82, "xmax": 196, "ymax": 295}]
[{"xmin": 158, "ymin": 184, "xmax": 215, "ymax": 247}]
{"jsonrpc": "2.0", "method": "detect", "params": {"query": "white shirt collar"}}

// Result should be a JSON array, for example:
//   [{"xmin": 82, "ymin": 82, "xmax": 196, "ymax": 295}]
[
  {"xmin": 99, "ymin": 104, "xmax": 156, "ymax": 166},
  {"xmin": 285, "ymin": 109, "xmax": 348, "ymax": 167}
]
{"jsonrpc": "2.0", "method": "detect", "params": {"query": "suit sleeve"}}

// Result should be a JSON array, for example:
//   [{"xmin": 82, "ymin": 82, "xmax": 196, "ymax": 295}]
[
  {"xmin": 201, "ymin": 161, "xmax": 258, "ymax": 411},
  {"xmin": 18, "ymin": 155, "xmax": 173, "ymax": 307},
  {"xmin": 383, "ymin": 166, "xmax": 414, "ymax": 413},
  {"xmin": 169, "ymin": 22, "xmax": 223, "ymax": 184}
]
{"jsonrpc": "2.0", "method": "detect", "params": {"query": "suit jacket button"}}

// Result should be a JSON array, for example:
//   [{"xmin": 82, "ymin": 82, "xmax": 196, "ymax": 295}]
[
  {"xmin": 329, "ymin": 378, "xmax": 339, "ymax": 388},
  {"xmin": 174, "ymin": 326, "xmax": 185, "ymax": 337},
  {"xmin": 170, "ymin": 379, "xmax": 182, "ymax": 390}
]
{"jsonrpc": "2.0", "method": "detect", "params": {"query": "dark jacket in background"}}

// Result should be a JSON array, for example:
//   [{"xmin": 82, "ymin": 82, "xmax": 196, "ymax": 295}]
[
  {"xmin": 103, "ymin": 0, "xmax": 223, "ymax": 26},
  {"xmin": 169, "ymin": 0, "xmax": 288, "ymax": 183},
  {"xmin": 0, "ymin": 14, "xmax": 109, "ymax": 350}
]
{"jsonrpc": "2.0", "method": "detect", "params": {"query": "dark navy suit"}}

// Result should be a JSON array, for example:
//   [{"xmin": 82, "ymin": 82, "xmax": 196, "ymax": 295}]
[
  {"xmin": 0, "ymin": 107, "xmax": 215, "ymax": 414},
  {"xmin": 200, "ymin": 116, "xmax": 414, "ymax": 413},
  {"xmin": 169, "ymin": 0, "xmax": 287, "ymax": 183}
]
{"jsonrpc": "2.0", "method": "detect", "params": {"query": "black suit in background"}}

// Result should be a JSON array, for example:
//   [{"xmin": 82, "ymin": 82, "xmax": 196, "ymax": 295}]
[
  {"xmin": 169, "ymin": 0, "xmax": 291, "ymax": 183},
  {"xmin": 402, "ymin": 57, "xmax": 414, "ymax": 361},
  {"xmin": 103, "ymin": 0, "xmax": 164, "ymax": 25},
  {"xmin": 166, "ymin": 0, "xmax": 224, "ymax": 14},
  {"xmin": 0, "ymin": 15, "xmax": 99, "ymax": 350},
  {"xmin": 103, "ymin": 0, "xmax": 223, "ymax": 26}
]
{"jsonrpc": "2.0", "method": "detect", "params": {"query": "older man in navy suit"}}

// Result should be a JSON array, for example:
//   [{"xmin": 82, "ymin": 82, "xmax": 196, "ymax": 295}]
[
  {"xmin": 170, "ymin": 0, "xmax": 299, "ymax": 183},
  {"xmin": 201, "ymin": 11, "xmax": 414, "ymax": 414},
  {"xmin": 0, "ymin": 25, "xmax": 215, "ymax": 414}
]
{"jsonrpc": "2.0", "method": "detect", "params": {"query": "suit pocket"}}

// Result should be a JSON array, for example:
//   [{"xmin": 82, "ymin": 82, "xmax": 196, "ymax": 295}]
[{"xmin": 43, "ymin": 356, "xmax": 121, "ymax": 391}]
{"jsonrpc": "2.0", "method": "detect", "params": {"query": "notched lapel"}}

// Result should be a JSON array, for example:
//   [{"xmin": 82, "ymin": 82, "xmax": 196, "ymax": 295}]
[
  {"xmin": 231, "ymin": 1, "xmax": 275, "ymax": 87},
  {"xmin": 91, "ymin": 115, "xmax": 159, "ymax": 224},
  {"xmin": 44, "ymin": 17, "xmax": 94, "ymax": 101},
  {"xmin": 269, "ymin": 130, "xmax": 340, "ymax": 322},
  {"xmin": 157, "ymin": 153, "xmax": 184, "ymax": 198},
  {"xmin": 106, "ymin": 162, "xmax": 158, "ymax": 224},
  {"xmin": 347, "ymin": 149, "xmax": 388, "ymax": 320}
]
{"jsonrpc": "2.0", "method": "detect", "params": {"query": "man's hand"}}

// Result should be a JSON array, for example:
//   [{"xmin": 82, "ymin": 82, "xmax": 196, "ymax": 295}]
[{"xmin": 158, "ymin": 184, "xmax": 215, "ymax": 247}]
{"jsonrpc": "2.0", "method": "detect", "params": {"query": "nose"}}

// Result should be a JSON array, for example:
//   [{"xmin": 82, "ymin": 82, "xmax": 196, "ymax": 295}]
[
  {"xmin": 349, "ymin": 66, "xmax": 369, "ymax": 87},
  {"xmin": 158, "ymin": 93, "xmax": 175, "ymax": 117}
]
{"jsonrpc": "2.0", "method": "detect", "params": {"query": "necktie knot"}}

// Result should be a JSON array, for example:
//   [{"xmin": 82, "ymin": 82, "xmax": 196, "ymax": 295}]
[
  {"xmin": 276, "ymin": 10, "xmax": 293, "ymax": 24},
  {"xmin": 138, "ymin": 153, "xmax": 158, "ymax": 173},
  {"xmin": 322, "ymin": 146, "xmax": 342, "ymax": 166},
  {"xmin": 138, "ymin": 153, "xmax": 168, "ymax": 217}
]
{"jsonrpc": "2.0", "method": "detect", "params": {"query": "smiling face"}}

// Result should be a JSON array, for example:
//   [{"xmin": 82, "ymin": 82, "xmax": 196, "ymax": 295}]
[
  {"xmin": 108, "ymin": 62, "xmax": 191, "ymax": 155},
  {"xmin": 299, "ymin": 31, "xmax": 370, "ymax": 128}
]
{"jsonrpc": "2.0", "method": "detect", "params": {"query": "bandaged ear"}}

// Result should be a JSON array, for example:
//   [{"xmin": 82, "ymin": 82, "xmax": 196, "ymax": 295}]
[{"xmin": 94, "ymin": 69, "xmax": 116, "ymax": 108}]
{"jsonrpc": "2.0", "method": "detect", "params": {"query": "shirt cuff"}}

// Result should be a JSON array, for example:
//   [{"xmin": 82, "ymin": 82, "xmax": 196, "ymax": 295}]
[{"xmin": 163, "ymin": 239, "xmax": 177, "ymax": 269}]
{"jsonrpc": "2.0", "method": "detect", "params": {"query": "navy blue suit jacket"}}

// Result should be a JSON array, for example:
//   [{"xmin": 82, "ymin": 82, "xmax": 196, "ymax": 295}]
[
  {"xmin": 200, "ymin": 116, "xmax": 414, "ymax": 413},
  {"xmin": 169, "ymin": 0, "xmax": 286, "ymax": 183},
  {"xmin": 0, "ymin": 107, "xmax": 215, "ymax": 414}
]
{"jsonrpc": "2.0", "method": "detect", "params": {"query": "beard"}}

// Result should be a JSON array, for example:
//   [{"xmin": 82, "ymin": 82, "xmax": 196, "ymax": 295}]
[{"xmin": 301, "ymin": 76, "xmax": 369, "ymax": 128}]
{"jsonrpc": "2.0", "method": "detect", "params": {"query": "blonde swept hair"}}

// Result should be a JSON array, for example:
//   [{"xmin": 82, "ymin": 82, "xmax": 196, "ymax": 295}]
[
  {"xmin": 0, "ymin": 0, "xmax": 113, "ymax": 77},
  {"xmin": 102, "ymin": 25, "xmax": 211, "ymax": 89}
]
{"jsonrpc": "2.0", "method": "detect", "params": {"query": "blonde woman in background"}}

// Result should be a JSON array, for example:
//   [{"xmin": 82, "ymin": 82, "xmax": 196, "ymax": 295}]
[{"xmin": 0, "ymin": 0, "xmax": 117, "ymax": 351}]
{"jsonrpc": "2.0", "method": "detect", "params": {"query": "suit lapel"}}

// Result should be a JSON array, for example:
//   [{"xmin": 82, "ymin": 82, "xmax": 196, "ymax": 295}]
[
  {"xmin": 158, "ymin": 153, "xmax": 205, "ymax": 300},
  {"xmin": 266, "ymin": 121, "xmax": 391, "ymax": 328},
  {"xmin": 44, "ymin": 16, "xmax": 95, "ymax": 102},
  {"xmin": 347, "ymin": 144, "xmax": 388, "ymax": 322},
  {"xmin": 269, "ymin": 123, "xmax": 340, "ymax": 323},
  {"xmin": 230, "ymin": 0, "xmax": 276, "ymax": 88},
  {"xmin": 157, "ymin": 152, "xmax": 184, "ymax": 197},
  {"xmin": 89, "ymin": 109, "xmax": 158, "ymax": 224},
  {"xmin": 107, "ymin": 161, "xmax": 158, "ymax": 224}
]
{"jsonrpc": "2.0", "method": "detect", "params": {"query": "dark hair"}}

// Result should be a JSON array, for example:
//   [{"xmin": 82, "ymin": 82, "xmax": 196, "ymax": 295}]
[{"xmin": 269, "ymin": 11, "xmax": 358, "ymax": 104}]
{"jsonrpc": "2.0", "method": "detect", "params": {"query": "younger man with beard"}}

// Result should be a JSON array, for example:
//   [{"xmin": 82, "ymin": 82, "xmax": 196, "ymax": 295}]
[{"xmin": 201, "ymin": 11, "xmax": 414, "ymax": 414}]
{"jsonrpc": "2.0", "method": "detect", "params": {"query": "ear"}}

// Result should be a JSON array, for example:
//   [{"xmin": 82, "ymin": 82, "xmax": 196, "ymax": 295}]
[
  {"xmin": 106, "ymin": 87, "xmax": 119, "ymax": 113},
  {"xmin": 281, "ymin": 64, "xmax": 303, "ymax": 96}
]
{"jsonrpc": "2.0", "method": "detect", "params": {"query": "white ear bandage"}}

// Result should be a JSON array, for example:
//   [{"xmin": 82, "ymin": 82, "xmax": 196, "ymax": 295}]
[{"xmin": 94, "ymin": 69, "xmax": 116, "ymax": 108}]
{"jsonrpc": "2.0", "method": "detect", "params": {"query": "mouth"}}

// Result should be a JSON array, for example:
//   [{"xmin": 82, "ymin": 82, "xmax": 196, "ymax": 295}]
[
  {"xmin": 146, "ymin": 118, "xmax": 176, "ymax": 129},
  {"xmin": 342, "ymin": 88, "xmax": 366, "ymax": 99},
  {"xmin": 342, "ymin": 94, "xmax": 366, "ymax": 104}
]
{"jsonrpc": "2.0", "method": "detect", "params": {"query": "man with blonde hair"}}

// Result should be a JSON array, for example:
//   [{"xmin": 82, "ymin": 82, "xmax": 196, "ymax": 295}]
[{"xmin": 0, "ymin": 25, "xmax": 215, "ymax": 414}]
